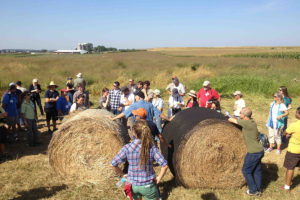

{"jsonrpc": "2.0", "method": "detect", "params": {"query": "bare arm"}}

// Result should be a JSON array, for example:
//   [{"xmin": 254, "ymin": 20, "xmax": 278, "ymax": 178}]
[
  {"xmin": 156, "ymin": 165, "xmax": 168, "ymax": 184},
  {"xmin": 228, "ymin": 117, "xmax": 238, "ymax": 124},
  {"xmin": 277, "ymin": 110, "xmax": 289, "ymax": 120},
  {"xmin": 110, "ymin": 112, "xmax": 125, "ymax": 120}
]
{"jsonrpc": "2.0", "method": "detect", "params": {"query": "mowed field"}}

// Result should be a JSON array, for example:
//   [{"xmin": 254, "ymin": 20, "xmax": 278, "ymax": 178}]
[{"xmin": 1, "ymin": 47, "xmax": 300, "ymax": 199}]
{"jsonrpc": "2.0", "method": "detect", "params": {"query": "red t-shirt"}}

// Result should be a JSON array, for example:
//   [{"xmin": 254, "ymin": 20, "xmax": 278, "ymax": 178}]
[{"xmin": 197, "ymin": 88, "xmax": 220, "ymax": 108}]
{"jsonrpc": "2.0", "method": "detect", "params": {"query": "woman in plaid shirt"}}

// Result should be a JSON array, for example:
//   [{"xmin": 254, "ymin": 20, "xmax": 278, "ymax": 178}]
[{"xmin": 111, "ymin": 120, "xmax": 168, "ymax": 200}]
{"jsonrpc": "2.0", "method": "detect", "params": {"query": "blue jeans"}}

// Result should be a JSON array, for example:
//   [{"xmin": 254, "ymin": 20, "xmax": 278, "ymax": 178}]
[
  {"xmin": 242, "ymin": 151, "xmax": 264, "ymax": 193},
  {"xmin": 110, "ymin": 109, "xmax": 121, "ymax": 115}
]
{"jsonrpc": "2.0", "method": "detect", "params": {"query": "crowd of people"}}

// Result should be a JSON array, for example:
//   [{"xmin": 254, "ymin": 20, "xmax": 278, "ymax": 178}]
[{"xmin": 0, "ymin": 72, "xmax": 299, "ymax": 199}]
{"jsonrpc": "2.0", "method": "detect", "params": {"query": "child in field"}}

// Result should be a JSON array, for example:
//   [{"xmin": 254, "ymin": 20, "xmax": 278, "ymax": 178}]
[{"xmin": 21, "ymin": 92, "xmax": 39, "ymax": 147}]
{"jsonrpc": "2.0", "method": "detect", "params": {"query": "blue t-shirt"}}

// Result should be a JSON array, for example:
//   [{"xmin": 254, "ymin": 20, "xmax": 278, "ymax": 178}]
[
  {"xmin": 123, "ymin": 100, "xmax": 161, "ymax": 121},
  {"xmin": 44, "ymin": 90, "xmax": 59, "ymax": 109},
  {"xmin": 2, "ymin": 93, "xmax": 18, "ymax": 117},
  {"xmin": 56, "ymin": 96, "xmax": 70, "ymax": 115}
]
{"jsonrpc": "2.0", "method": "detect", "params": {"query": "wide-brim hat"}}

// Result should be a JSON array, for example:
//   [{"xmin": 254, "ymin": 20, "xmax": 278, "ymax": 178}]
[
  {"xmin": 48, "ymin": 81, "xmax": 58, "ymax": 88},
  {"xmin": 154, "ymin": 89, "xmax": 161, "ymax": 96},
  {"xmin": 188, "ymin": 90, "xmax": 197, "ymax": 98},
  {"xmin": 32, "ymin": 78, "xmax": 38, "ymax": 83}
]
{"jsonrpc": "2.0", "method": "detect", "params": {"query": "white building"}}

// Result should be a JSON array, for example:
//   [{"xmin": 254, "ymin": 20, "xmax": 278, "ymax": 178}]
[{"xmin": 78, "ymin": 43, "xmax": 93, "ymax": 51}]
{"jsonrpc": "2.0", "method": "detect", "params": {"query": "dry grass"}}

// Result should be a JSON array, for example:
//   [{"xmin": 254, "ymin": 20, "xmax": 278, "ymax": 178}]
[{"xmin": 1, "ymin": 48, "xmax": 300, "ymax": 199}]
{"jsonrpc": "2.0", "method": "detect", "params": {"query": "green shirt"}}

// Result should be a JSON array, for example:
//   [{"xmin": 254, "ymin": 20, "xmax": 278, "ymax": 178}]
[
  {"xmin": 21, "ymin": 100, "xmax": 35, "ymax": 120},
  {"xmin": 237, "ymin": 119, "xmax": 264, "ymax": 153}
]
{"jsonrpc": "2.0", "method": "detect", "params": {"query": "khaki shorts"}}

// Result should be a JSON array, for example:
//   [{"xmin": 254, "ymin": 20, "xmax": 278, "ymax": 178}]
[{"xmin": 268, "ymin": 127, "xmax": 283, "ymax": 145}]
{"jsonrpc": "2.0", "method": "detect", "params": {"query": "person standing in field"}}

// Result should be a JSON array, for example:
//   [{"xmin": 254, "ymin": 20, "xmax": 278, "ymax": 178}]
[
  {"xmin": 279, "ymin": 86, "xmax": 292, "ymax": 129},
  {"xmin": 21, "ymin": 92, "xmax": 39, "ymax": 147},
  {"xmin": 109, "ymin": 81, "xmax": 122, "ymax": 115},
  {"xmin": 197, "ymin": 81, "xmax": 220, "ymax": 108},
  {"xmin": 128, "ymin": 78, "xmax": 138, "ymax": 95},
  {"xmin": 56, "ymin": 89, "xmax": 71, "ymax": 119},
  {"xmin": 66, "ymin": 77, "xmax": 75, "ymax": 105},
  {"xmin": 266, "ymin": 92, "xmax": 288, "ymax": 154},
  {"xmin": 16, "ymin": 81, "xmax": 27, "ymax": 93},
  {"xmin": 166, "ymin": 76, "xmax": 185, "ymax": 96},
  {"xmin": 2, "ymin": 84, "xmax": 19, "ymax": 140},
  {"xmin": 152, "ymin": 89, "xmax": 164, "ymax": 133},
  {"xmin": 281, "ymin": 107, "xmax": 300, "ymax": 191},
  {"xmin": 233, "ymin": 91, "xmax": 246, "ymax": 118},
  {"xmin": 0, "ymin": 101, "xmax": 8, "ymax": 157},
  {"xmin": 73, "ymin": 83, "xmax": 90, "ymax": 108},
  {"xmin": 70, "ymin": 95, "xmax": 87, "ymax": 113},
  {"xmin": 186, "ymin": 90, "xmax": 198, "ymax": 108},
  {"xmin": 74, "ymin": 73, "xmax": 86, "ymax": 90},
  {"xmin": 29, "ymin": 78, "xmax": 44, "ymax": 117},
  {"xmin": 168, "ymin": 88, "xmax": 184, "ymax": 117},
  {"xmin": 111, "ymin": 120, "xmax": 168, "ymax": 200},
  {"xmin": 228, "ymin": 108, "xmax": 264, "ymax": 196},
  {"xmin": 142, "ymin": 80, "xmax": 154, "ymax": 102},
  {"xmin": 120, "ymin": 87, "xmax": 135, "ymax": 130},
  {"xmin": 99, "ymin": 88, "xmax": 111, "ymax": 110},
  {"xmin": 44, "ymin": 81, "xmax": 59, "ymax": 133}
]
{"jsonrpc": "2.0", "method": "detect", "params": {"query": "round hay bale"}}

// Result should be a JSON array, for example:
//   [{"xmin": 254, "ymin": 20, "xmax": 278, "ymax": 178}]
[
  {"xmin": 161, "ymin": 107, "xmax": 225, "ymax": 175},
  {"xmin": 175, "ymin": 119, "xmax": 246, "ymax": 188},
  {"xmin": 161, "ymin": 108, "xmax": 247, "ymax": 189},
  {"xmin": 48, "ymin": 109, "xmax": 128, "ymax": 184}
]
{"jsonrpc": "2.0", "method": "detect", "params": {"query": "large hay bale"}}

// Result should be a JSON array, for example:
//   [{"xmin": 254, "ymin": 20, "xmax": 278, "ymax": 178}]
[
  {"xmin": 48, "ymin": 109, "xmax": 128, "ymax": 184},
  {"xmin": 161, "ymin": 108, "xmax": 247, "ymax": 189}
]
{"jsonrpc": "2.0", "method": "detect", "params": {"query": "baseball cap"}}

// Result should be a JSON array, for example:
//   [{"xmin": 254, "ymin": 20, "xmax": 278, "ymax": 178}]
[
  {"xmin": 132, "ymin": 108, "xmax": 147, "ymax": 119},
  {"xmin": 233, "ymin": 91, "xmax": 242, "ymax": 96}
]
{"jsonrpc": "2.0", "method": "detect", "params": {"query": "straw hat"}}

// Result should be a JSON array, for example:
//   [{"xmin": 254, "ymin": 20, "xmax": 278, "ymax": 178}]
[
  {"xmin": 48, "ymin": 81, "xmax": 58, "ymax": 88},
  {"xmin": 188, "ymin": 90, "xmax": 197, "ymax": 98}
]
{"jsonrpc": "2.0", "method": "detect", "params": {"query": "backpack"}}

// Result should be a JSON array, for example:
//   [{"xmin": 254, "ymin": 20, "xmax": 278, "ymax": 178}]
[{"xmin": 259, "ymin": 133, "xmax": 269, "ymax": 150}]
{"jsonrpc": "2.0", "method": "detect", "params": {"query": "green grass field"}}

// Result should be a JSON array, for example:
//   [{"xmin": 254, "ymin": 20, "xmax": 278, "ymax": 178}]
[{"xmin": 1, "ymin": 47, "xmax": 300, "ymax": 199}]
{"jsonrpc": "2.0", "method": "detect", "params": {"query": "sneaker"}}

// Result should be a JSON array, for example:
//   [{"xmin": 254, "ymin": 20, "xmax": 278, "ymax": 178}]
[
  {"xmin": 246, "ymin": 190, "xmax": 261, "ymax": 196},
  {"xmin": 265, "ymin": 148, "xmax": 272, "ymax": 153},
  {"xmin": 276, "ymin": 149, "xmax": 281, "ymax": 155}
]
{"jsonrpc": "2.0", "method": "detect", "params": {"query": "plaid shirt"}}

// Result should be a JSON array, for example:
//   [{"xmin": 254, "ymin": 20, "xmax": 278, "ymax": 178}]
[
  {"xmin": 111, "ymin": 139, "xmax": 167, "ymax": 186},
  {"xmin": 109, "ymin": 89, "xmax": 122, "ymax": 110}
]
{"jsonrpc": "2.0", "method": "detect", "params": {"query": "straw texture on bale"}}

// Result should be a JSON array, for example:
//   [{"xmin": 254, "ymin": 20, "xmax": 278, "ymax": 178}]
[
  {"xmin": 161, "ymin": 107, "xmax": 225, "ymax": 175},
  {"xmin": 48, "ymin": 109, "xmax": 128, "ymax": 184},
  {"xmin": 161, "ymin": 108, "xmax": 246, "ymax": 189},
  {"xmin": 175, "ymin": 119, "xmax": 246, "ymax": 188}
]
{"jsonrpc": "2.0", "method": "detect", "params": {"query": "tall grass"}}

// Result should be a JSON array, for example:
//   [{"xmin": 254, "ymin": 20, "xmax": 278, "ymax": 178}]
[{"xmin": 223, "ymin": 52, "xmax": 300, "ymax": 59}]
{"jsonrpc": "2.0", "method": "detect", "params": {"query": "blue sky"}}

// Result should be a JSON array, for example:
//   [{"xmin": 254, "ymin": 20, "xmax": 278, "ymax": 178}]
[{"xmin": 1, "ymin": 0, "xmax": 300, "ymax": 49}]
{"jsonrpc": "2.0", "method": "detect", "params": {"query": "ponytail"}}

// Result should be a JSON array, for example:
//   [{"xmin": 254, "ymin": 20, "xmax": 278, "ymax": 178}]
[{"xmin": 133, "ymin": 120, "xmax": 154, "ymax": 170}]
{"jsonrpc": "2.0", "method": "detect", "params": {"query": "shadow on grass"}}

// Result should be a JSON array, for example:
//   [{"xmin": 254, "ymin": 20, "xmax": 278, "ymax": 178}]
[
  {"xmin": 261, "ymin": 163, "xmax": 279, "ymax": 190},
  {"xmin": 201, "ymin": 192, "xmax": 218, "ymax": 200},
  {"xmin": 291, "ymin": 175, "xmax": 300, "ymax": 189},
  {"xmin": 11, "ymin": 184, "xmax": 67, "ymax": 200},
  {"xmin": 160, "ymin": 177, "xmax": 176, "ymax": 200}
]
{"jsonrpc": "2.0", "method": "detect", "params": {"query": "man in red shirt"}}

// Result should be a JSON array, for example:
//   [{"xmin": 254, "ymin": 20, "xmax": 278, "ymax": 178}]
[{"xmin": 197, "ymin": 81, "xmax": 220, "ymax": 108}]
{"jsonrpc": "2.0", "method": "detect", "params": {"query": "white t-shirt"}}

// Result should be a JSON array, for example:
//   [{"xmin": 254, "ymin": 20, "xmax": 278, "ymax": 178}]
[
  {"xmin": 270, "ymin": 102, "xmax": 287, "ymax": 127},
  {"xmin": 70, "ymin": 103, "xmax": 77, "ymax": 113},
  {"xmin": 234, "ymin": 98, "xmax": 246, "ymax": 117},
  {"xmin": 166, "ymin": 83, "xmax": 185, "ymax": 95},
  {"xmin": 168, "ymin": 96, "xmax": 184, "ymax": 117},
  {"xmin": 120, "ymin": 93, "xmax": 135, "ymax": 111},
  {"xmin": 152, "ymin": 98, "xmax": 164, "ymax": 110}
]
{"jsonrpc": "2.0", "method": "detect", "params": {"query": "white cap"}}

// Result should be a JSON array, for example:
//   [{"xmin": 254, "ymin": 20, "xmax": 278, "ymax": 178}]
[
  {"xmin": 9, "ymin": 82, "xmax": 16, "ymax": 87},
  {"xmin": 32, "ymin": 78, "xmax": 38, "ymax": 83},
  {"xmin": 203, "ymin": 80, "xmax": 210, "ymax": 86},
  {"xmin": 76, "ymin": 73, "xmax": 82, "ymax": 78},
  {"xmin": 233, "ymin": 91, "xmax": 242, "ymax": 96}
]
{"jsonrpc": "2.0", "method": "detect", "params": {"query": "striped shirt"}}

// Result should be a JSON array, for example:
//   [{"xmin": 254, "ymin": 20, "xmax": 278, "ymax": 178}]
[{"xmin": 111, "ymin": 139, "xmax": 167, "ymax": 186}]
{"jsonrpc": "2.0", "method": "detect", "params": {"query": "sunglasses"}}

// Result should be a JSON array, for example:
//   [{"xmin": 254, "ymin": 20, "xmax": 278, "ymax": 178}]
[{"xmin": 274, "ymin": 96, "xmax": 278, "ymax": 98}]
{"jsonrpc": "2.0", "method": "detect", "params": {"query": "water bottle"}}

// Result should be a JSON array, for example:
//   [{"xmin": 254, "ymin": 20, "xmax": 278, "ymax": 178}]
[{"xmin": 116, "ymin": 177, "xmax": 127, "ymax": 188}]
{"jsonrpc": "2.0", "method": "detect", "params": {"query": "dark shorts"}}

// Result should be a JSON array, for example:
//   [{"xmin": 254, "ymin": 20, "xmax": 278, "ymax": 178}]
[
  {"xmin": 45, "ymin": 108, "xmax": 58, "ymax": 122},
  {"xmin": 7, "ymin": 116, "xmax": 18, "ymax": 126},
  {"xmin": 0, "ymin": 126, "xmax": 8, "ymax": 144},
  {"xmin": 283, "ymin": 151, "xmax": 300, "ymax": 170}
]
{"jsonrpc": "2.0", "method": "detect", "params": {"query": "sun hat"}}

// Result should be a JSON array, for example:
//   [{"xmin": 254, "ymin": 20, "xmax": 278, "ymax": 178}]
[
  {"xmin": 188, "ymin": 90, "xmax": 197, "ymax": 98},
  {"xmin": 154, "ymin": 89, "xmax": 161, "ymax": 96},
  {"xmin": 132, "ymin": 108, "xmax": 147, "ymax": 119},
  {"xmin": 233, "ymin": 91, "xmax": 242, "ymax": 96},
  {"xmin": 48, "ymin": 81, "xmax": 58, "ymax": 88},
  {"xmin": 76, "ymin": 73, "xmax": 82, "ymax": 78},
  {"xmin": 32, "ymin": 78, "xmax": 38, "ymax": 83},
  {"xmin": 203, "ymin": 80, "xmax": 210, "ymax": 87}
]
